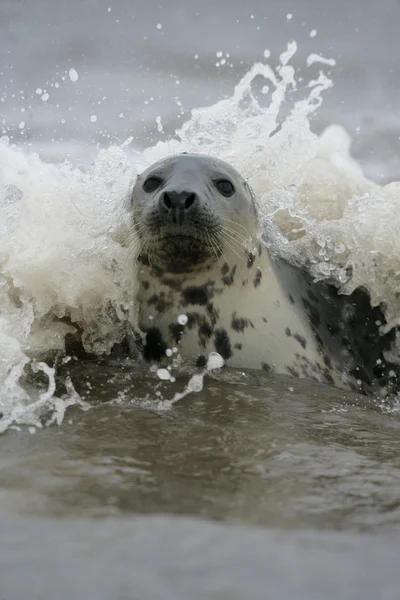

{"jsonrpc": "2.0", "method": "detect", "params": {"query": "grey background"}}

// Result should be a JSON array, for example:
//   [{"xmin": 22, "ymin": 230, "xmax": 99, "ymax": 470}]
[{"xmin": 0, "ymin": 0, "xmax": 399, "ymax": 179}]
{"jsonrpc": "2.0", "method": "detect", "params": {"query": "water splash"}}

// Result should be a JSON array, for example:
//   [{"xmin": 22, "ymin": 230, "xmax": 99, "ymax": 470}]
[{"xmin": 1, "ymin": 41, "xmax": 399, "ymax": 430}]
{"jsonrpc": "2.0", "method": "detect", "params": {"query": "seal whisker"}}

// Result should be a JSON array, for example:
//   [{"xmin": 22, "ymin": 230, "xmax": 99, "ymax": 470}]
[
  {"xmin": 206, "ymin": 231, "xmax": 223, "ymax": 263},
  {"xmin": 130, "ymin": 225, "xmax": 148, "ymax": 246},
  {"xmin": 221, "ymin": 229, "xmax": 249, "ymax": 252},
  {"xmin": 209, "ymin": 231, "xmax": 228, "ymax": 263},
  {"xmin": 220, "ymin": 225, "xmax": 250, "ymax": 246},
  {"xmin": 149, "ymin": 233, "xmax": 162, "ymax": 266},
  {"xmin": 213, "ymin": 213, "xmax": 252, "ymax": 235},
  {"xmin": 221, "ymin": 237, "xmax": 247, "ymax": 265},
  {"xmin": 128, "ymin": 233, "xmax": 143, "ymax": 255},
  {"xmin": 222, "ymin": 233, "xmax": 246, "ymax": 255},
  {"xmin": 220, "ymin": 221, "xmax": 251, "ymax": 239},
  {"xmin": 140, "ymin": 231, "xmax": 160, "ymax": 266}
]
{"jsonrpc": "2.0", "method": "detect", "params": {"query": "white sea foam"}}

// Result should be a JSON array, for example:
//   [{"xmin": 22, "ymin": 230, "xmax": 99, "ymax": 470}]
[{"xmin": 1, "ymin": 41, "xmax": 399, "ymax": 430}]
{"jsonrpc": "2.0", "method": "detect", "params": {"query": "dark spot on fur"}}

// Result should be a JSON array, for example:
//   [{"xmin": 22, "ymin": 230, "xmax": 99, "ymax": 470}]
[
  {"xmin": 253, "ymin": 268, "xmax": 262, "ymax": 288},
  {"xmin": 148, "ymin": 264, "xmax": 164, "ymax": 278},
  {"xmin": 169, "ymin": 323, "xmax": 185, "ymax": 344},
  {"xmin": 148, "ymin": 292, "xmax": 173, "ymax": 314},
  {"xmin": 286, "ymin": 366, "xmax": 299, "ymax": 377},
  {"xmin": 285, "ymin": 327, "xmax": 291, "ymax": 337},
  {"xmin": 198, "ymin": 321, "xmax": 213, "ymax": 345},
  {"xmin": 221, "ymin": 262, "xmax": 229, "ymax": 275},
  {"xmin": 214, "ymin": 328, "xmax": 232, "ymax": 359},
  {"xmin": 234, "ymin": 343, "xmax": 243, "ymax": 350},
  {"xmin": 182, "ymin": 282, "xmax": 215, "ymax": 306},
  {"xmin": 302, "ymin": 297, "xmax": 321, "ymax": 330},
  {"xmin": 142, "ymin": 280, "xmax": 150, "ymax": 290},
  {"xmin": 179, "ymin": 312, "xmax": 213, "ymax": 347},
  {"xmin": 231, "ymin": 312, "xmax": 254, "ymax": 333},
  {"xmin": 323, "ymin": 369, "xmax": 334, "ymax": 385},
  {"xmin": 261, "ymin": 362, "xmax": 270, "ymax": 372},
  {"xmin": 196, "ymin": 355, "xmax": 207, "ymax": 367},
  {"xmin": 246, "ymin": 251, "xmax": 255, "ymax": 269},
  {"xmin": 300, "ymin": 364, "xmax": 310, "ymax": 377},
  {"xmin": 262, "ymin": 317, "xmax": 268, "ymax": 323},
  {"xmin": 161, "ymin": 277, "xmax": 182, "ymax": 291},
  {"xmin": 315, "ymin": 333, "xmax": 323, "ymax": 349},
  {"xmin": 143, "ymin": 328, "xmax": 167, "ymax": 361},
  {"xmin": 258, "ymin": 243, "xmax": 263, "ymax": 256},
  {"xmin": 222, "ymin": 264, "xmax": 237, "ymax": 287},
  {"xmin": 242, "ymin": 280, "xmax": 248, "ymax": 287},
  {"xmin": 138, "ymin": 253, "xmax": 150, "ymax": 267},
  {"xmin": 206, "ymin": 302, "xmax": 219, "ymax": 325},
  {"xmin": 293, "ymin": 333, "xmax": 307, "ymax": 349},
  {"xmin": 186, "ymin": 312, "xmax": 201, "ymax": 329},
  {"xmin": 288, "ymin": 294, "xmax": 295, "ymax": 305}
]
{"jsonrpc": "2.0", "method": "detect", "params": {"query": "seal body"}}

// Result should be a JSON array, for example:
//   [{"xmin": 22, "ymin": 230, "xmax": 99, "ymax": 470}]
[{"xmin": 130, "ymin": 153, "xmax": 399, "ymax": 395}]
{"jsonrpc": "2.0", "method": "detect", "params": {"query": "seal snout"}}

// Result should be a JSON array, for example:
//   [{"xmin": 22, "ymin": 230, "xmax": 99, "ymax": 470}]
[{"xmin": 159, "ymin": 189, "xmax": 199, "ymax": 225}]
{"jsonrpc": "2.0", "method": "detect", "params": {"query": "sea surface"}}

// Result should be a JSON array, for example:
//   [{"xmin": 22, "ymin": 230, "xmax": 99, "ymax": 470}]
[{"xmin": 1, "ymin": 1, "xmax": 400, "ymax": 598}]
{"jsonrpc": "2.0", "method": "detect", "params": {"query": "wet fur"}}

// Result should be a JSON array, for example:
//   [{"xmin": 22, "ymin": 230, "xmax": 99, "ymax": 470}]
[{"xmin": 129, "ymin": 154, "xmax": 400, "ymax": 396}]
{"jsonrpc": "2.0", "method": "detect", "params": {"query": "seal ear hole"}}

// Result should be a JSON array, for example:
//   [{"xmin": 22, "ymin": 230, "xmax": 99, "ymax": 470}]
[
  {"xmin": 143, "ymin": 177, "xmax": 162, "ymax": 193},
  {"xmin": 215, "ymin": 179, "xmax": 235, "ymax": 197}
]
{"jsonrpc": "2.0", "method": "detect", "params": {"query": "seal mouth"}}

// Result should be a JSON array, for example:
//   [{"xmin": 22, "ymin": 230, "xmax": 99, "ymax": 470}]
[
  {"xmin": 154, "ymin": 222, "xmax": 223, "ymax": 245},
  {"xmin": 159, "ymin": 233, "xmax": 215, "ymax": 246},
  {"xmin": 160, "ymin": 233, "xmax": 199, "ymax": 241},
  {"xmin": 158, "ymin": 233, "xmax": 218, "ymax": 252},
  {"xmin": 138, "ymin": 230, "xmax": 222, "ymax": 273}
]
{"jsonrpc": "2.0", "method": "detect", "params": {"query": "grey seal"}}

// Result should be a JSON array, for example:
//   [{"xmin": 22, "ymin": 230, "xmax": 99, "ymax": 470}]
[{"xmin": 129, "ymin": 153, "xmax": 399, "ymax": 396}]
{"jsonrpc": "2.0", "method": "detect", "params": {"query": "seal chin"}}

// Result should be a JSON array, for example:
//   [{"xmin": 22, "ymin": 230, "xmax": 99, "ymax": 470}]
[{"xmin": 139, "ymin": 231, "xmax": 220, "ymax": 274}]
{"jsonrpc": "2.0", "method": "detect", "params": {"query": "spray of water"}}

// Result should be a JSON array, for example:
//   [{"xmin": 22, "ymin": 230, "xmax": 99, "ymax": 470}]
[{"xmin": 1, "ymin": 42, "xmax": 398, "ymax": 430}]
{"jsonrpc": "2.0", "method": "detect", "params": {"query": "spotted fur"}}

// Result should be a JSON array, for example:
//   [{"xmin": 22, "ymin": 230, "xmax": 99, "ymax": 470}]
[{"xmin": 129, "ymin": 153, "xmax": 400, "ymax": 396}]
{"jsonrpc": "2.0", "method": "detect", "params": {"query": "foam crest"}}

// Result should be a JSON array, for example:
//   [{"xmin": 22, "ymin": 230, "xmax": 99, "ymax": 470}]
[
  {"xmin": 257, "ymin": 122, "xmax": 400, "ymax": 336},
  {"xmin": 0, "ymin": 140, "xmax": 135, "ymax": 426}
]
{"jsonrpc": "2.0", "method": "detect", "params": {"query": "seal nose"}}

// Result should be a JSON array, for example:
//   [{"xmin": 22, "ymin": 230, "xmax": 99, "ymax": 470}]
[{"xmin": 160, "ymin": 190, "xmax": 198, "ymax": 224}]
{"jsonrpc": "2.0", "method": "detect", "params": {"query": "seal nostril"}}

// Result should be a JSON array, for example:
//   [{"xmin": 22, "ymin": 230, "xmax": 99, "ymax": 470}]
[
  {"xmin": 185, "ymin": 193, "xmax": 196, "ymax": 210},
  {"xmin": 163, "ymin": 192, "xmax": 172, "ymax": 210}
]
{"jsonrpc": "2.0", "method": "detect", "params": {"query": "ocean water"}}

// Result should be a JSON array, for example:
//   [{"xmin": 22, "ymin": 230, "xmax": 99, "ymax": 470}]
[{"xmin": 1, "ymin": 0, "xmax": 400, "ymax": 597}]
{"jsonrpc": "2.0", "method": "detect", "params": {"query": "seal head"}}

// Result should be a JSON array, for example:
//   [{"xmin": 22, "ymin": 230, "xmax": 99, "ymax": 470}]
[{"xmin": 131, "ymin": 154, "xmax": 258, "ymax": 274}]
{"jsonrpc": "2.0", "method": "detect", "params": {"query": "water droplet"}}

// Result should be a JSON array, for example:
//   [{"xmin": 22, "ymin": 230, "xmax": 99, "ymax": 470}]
[
  {"xmin": 157, "ymin": 368, "xmax": 171, "ymax": 381},
  {"xmin": 68, "ymin": 68, "xmax": 79, "ymax": 82}
]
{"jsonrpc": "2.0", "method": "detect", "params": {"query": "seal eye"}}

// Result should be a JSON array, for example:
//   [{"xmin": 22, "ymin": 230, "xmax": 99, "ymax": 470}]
[
  {"xmin": 215, "ymin": 179, "xmax": 235, "ymax": 197},
  {"xmin": 143, "ymin": 177, "xmax": 162, "ymax": 193}
]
